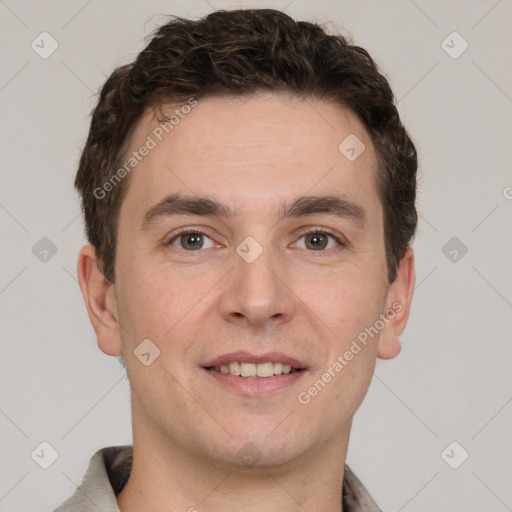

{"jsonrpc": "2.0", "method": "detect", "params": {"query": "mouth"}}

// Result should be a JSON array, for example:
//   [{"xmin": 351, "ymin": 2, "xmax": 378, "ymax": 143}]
[
  {"xmin": 201, "ymin": 351, "xmax": 307, "ymax": 395},
  {"xmin": 205, "ymin": 361, "xmax": 304, "ymax": 378}
]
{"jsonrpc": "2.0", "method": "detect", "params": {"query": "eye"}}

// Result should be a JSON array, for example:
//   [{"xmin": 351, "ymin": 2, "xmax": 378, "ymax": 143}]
[
  {"xmin": 167, "ymin": 229, "xmax": 216, "ymax": 251},
  {"xmin": 166, "ymin": 227, "xmax": 345, "ymax": 253},
  {"xmin": 294, "ymin": 229, "xmax": 343, "ymax": 252}
]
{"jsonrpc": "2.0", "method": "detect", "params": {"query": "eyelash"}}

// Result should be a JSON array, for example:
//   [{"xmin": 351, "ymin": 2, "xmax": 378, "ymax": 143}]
[{"xmin": 165, "ymin": 226, "xmax": 346, "ymax": 254}]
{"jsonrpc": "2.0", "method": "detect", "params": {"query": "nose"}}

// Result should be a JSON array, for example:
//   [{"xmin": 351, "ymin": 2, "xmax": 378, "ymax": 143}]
[{"xmin": 218, "ymin": 240, "xmax": 296, "ymax": 329}]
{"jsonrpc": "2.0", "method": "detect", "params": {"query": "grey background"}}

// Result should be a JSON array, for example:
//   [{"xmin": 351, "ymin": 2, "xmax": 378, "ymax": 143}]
[{"xmin": 1, "ymin": 1, "xmax": 511, "ymax": 511}]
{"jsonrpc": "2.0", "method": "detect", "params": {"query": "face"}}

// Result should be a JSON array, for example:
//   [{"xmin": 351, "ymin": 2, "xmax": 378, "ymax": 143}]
[{"xmin": 80, "ymin": 92, "xmax": 414, "ymax": 469}]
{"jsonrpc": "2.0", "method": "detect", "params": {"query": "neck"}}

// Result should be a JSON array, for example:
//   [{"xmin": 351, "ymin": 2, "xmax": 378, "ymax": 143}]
[{"xmin": 116, "ymin": 415, "xmax": 350, "ymax": 512}]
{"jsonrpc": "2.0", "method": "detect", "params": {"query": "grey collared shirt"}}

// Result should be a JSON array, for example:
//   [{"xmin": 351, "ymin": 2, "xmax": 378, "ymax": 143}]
[{"xmin": 54, "ymin": 445, "xmax": 382, "ymax": 511}]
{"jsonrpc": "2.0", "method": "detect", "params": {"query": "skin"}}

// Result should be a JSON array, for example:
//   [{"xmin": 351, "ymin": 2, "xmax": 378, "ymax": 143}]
[{"xmin": 78, "ymin": 91, "xmax": 415, "ymax": 512}]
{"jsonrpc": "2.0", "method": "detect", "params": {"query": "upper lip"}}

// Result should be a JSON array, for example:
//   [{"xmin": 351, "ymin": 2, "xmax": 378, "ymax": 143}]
[{"xmin": 203, "ymin": 351, "xmax": 307, "ymax": 369}]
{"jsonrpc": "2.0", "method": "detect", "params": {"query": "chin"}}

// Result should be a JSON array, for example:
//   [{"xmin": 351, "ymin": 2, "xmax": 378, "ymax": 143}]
[{"xmin": 199, "ymin": 426, "xmax": 313, "ymax": 470}]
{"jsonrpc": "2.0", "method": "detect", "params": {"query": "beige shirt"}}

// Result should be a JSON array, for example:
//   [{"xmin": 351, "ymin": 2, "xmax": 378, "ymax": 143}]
[{"xmin": 54, "ymin": 445, "xmax": 382, "ymax": 511}]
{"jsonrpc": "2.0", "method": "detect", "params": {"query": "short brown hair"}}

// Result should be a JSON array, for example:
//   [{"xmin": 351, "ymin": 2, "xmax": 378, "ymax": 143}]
[{"xmin": 75, "ymin": 8, "xmax": 417, "ymax": 284}]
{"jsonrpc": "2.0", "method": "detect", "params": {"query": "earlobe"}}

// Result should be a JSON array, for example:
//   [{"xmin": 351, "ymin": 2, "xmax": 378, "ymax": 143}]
[
  {"xmin": 377, "ymin": 247, "xmax": 415, "ymax": 360},
  {"xmin": 77, "ymin": 245, "xmax": 123, "ymax": 356},
  {"xmin": 377, "ymin": 333, "xmax": 401, "ymax": 359}
]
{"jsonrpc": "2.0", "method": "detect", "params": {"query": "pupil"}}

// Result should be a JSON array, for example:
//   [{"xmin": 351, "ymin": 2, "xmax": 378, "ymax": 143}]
[
  {"xmin": 183, "ymin": 234, "xmax": 202, "ymax": 249},
  {"xmin": 307, "ymin": 233, "xmax": 326, "ymax": 250}
]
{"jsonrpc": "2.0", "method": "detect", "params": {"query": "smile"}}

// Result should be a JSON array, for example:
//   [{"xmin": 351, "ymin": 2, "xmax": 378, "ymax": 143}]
[{"xmin": 205, "ymin": 361, "xmax": 303, "ymax": 378}]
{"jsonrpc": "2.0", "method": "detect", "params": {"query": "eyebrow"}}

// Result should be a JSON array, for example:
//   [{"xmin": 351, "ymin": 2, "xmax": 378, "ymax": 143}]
[{"xmin": 141, "ymin": 193, "xmax": 366, "ymax": 231}]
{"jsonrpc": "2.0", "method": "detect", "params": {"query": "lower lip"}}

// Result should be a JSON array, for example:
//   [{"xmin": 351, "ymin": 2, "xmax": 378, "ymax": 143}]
[{"xmin": 203, "ymin": 368, "xmax": 307, "ymax": 396}]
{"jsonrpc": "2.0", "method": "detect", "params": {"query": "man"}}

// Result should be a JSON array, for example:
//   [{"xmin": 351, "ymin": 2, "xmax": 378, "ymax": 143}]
[{"xmin": 56, "ymin": 8, "xmax": 416, "ymax": 512}]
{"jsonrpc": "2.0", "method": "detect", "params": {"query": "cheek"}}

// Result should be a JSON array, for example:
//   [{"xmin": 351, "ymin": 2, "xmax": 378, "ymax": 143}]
[
  {"xmin": 303, "ymin": 270, "xmax": 386, "ymax": 341},
  {"xmin": 115, "ymin": 258, "xmax": 180, "ymax": 343},
  {"xmin": 332, "ymin": 354, "xmax": 376, "ymax": 415},
  {"xmin": 297, "ymin": 345, "xmax": 377, "ymax": 432},
  {"xmin": 297, "ymin": 268, "xmax": 386, "ymax": 409},
  {"xmin": 115, "ymin": 260, "xmax": 217, "ymax": 371}
]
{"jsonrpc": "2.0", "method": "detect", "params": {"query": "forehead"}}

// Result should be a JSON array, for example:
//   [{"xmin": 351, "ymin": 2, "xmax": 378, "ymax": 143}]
[{"xmin": 118, "ymin": 92, "xmax": 381, "ymax": 225}]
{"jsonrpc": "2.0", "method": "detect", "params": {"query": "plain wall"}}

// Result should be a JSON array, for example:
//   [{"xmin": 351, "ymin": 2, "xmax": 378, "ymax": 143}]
[{"xmin": 1, "ymin": 1, "xmax": 511, "ymax": 510}]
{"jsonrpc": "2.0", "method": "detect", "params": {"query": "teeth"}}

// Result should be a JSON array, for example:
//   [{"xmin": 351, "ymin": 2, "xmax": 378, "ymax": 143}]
[
  {"xmin": 228, "ymin": 362, "xmax": 241, "ymax": 376},
  {"xmin": 209, "ymin": 361, "xmax": 302, "ymax": 378},
  {"xmin": 240, "ymin": 362, "xmax": 256, "ymax": 377},
  {"xmin": 257, "ymin": 362, "xmax": 274, "ymax": 378}
]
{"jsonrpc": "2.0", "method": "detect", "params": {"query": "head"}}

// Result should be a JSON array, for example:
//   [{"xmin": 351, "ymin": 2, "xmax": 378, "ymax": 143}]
[{"xmin": 77, "ymin": 9, "xmax": 416, "ymax": 469}]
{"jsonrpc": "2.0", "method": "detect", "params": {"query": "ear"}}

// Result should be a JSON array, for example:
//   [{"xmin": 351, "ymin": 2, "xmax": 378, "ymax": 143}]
[
  {"xmin": 377, "ymin": 247, "xmax": 415, "ymax": 360},
  {"xmin": 77, "ymin": 244, "xmax": 123, "ymax": 356}
]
